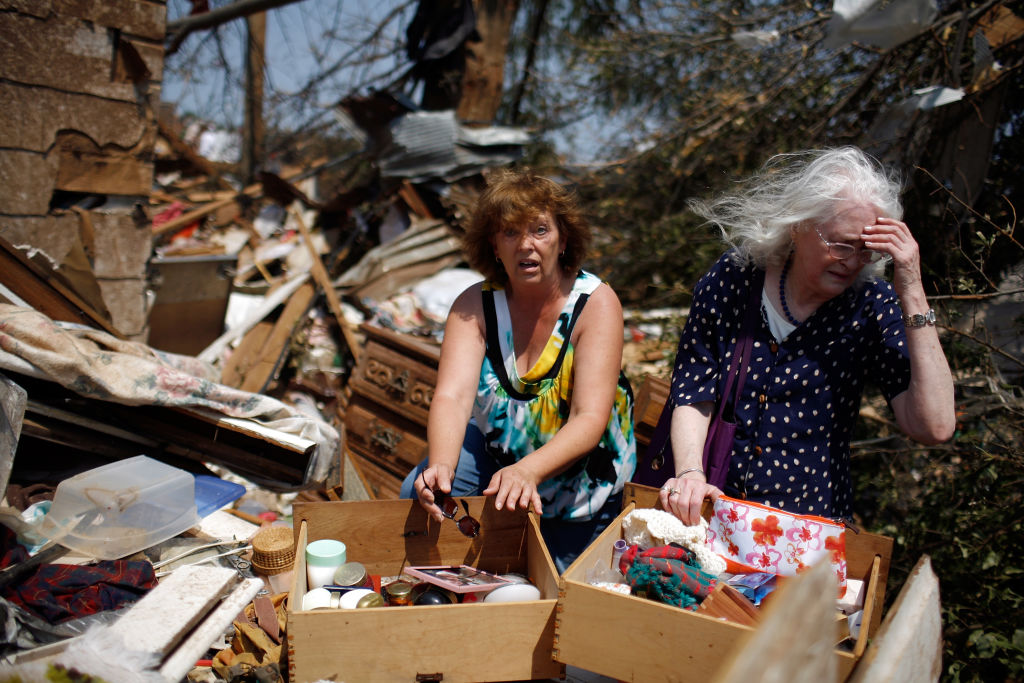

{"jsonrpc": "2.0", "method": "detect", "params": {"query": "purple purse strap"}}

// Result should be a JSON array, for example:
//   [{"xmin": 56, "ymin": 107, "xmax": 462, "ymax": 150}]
[
  {"xmin": 714, "ymin": 268, "xmax": 764, "ymax": 422},
  {"xmin": 648, "ymin": 268, "xmax": 764, "ymax": 468}
]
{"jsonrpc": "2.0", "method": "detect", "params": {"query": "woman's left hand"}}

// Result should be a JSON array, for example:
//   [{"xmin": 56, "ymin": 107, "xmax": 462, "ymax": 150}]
[
  {"xmin": 482, "ymin": 462, "xmax": 544, "ymax": 515},
  {"xmin": 862, "ymin": 217, "xmax": 923, "ymax": 297},
  {"xmin": 660, "ymin": 474, "xmax": 722, "ymax": 526}
]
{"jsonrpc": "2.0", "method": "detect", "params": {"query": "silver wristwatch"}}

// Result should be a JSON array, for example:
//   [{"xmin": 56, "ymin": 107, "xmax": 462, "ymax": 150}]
[{"xmin": 903, "ymin": 309, "xmax": 936, "ymax": 328}]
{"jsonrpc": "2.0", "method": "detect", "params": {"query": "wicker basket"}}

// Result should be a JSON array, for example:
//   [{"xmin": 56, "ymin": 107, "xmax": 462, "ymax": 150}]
[{"xmin": 250, "ymin": 525, "xmax": 295, "ymax": 576}]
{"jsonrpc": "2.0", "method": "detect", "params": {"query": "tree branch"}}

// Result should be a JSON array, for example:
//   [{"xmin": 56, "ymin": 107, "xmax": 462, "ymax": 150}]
[{"xmin": 166, "ymin": 0, "xmax": 305, "ymax": 55}]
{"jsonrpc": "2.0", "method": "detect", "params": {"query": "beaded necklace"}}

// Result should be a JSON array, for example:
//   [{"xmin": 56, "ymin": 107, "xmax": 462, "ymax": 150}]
[{"xmin": 778, "ymin": 254, "xmax": 801, "ymax": 326}]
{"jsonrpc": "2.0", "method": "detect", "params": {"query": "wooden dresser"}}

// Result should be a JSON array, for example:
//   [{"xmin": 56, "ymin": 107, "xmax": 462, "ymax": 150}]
[{"xmin": 344, "ymin": 323, "xmax": 441, "ymax": 499}]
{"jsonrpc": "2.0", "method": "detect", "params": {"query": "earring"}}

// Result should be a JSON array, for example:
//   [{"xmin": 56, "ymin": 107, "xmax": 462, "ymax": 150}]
[{"xmin": 495, "ymin": 255, "xmax": 501, "ymax": 263}]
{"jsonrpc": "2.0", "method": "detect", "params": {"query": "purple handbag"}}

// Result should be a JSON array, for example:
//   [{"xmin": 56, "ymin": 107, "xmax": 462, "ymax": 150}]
[{"xmin": 633, "ymin": 269, "xmax": 763, "ymax": 489}]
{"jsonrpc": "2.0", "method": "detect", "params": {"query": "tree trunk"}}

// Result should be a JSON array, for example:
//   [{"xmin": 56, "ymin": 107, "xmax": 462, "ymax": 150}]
[
  {"xmin": 457, "ymin": 0, "xmax": 520, "ymax": 125},
  {"xmin": 243, "ymin": 11, "xmax": 266, "ymax": 184}
]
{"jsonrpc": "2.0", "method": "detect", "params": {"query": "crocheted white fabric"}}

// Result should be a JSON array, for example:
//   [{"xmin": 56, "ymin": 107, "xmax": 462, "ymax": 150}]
[{"xmin": 622, "ymin": 508, "xmax": 726, "ymax": 576}]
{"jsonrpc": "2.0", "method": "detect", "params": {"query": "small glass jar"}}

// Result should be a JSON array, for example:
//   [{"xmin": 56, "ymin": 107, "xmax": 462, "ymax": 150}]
[{"xmin": 385, "ymin": 579, "xmax": 414, "ymax": 606}]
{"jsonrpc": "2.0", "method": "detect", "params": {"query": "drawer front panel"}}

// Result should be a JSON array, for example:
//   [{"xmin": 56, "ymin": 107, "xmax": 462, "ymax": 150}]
[
  {"xmin": 344, "ymin": 396, "xmax": 426, "ymax": 475},
  {"xmin": 349, "ymin": 340, "xmax": 437, "ymax": 426}
]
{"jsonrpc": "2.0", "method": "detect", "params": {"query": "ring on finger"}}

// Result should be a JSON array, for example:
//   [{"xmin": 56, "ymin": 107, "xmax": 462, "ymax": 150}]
[{"xmin": 670, "ymin": 488, "xmax": 679, "ymax": 494}]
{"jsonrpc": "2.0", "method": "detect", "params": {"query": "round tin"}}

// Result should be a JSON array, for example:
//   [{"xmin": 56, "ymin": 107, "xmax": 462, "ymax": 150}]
[{"xmin": 332, "ymin": 561, "xmax": 370, "ymax": 589}]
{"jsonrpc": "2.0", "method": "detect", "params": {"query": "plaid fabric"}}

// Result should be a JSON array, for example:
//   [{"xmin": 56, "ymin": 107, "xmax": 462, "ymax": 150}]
[
  {"xmin": 620, "ymin": 543, "xmax": 718, "ymax": 610},
  {"xmin": 0, "ymin": 526, "xmax": 29, "ymax": 569},
  {"xmin": 2, "ymin": 560, "xmax": 156, "ymax": 624}
]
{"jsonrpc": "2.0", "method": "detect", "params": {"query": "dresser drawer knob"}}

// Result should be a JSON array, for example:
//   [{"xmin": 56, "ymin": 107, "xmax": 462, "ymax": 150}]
[
  {"xmin": 370, "ymin": 420, "xmax": 402, "ymax": 453},
  {"xmin": 387, "ymin": 370, "xmax": 410, "ymax": 396}
]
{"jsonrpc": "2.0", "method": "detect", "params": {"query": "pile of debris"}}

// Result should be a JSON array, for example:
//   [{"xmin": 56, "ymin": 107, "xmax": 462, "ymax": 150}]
[{"xmin": 0, "ymin": 81, "xmax": 543, "ymax": 678}]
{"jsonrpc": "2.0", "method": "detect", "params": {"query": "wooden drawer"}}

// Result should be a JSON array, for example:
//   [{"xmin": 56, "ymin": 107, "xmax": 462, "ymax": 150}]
[
  {"xmin": 288, "ymin": 499, "xmax": 562, "ymax": 682},
  {"xmin": 553, "ymin": 482, "xmax": 894, "ymax": 682},
  {"xmin": 348, "ymin": 324, "xmax": 440, "ymax": 427},
  {"xmin": 345, "ymin": 393, "xmax": 427, "ymax": 476}
]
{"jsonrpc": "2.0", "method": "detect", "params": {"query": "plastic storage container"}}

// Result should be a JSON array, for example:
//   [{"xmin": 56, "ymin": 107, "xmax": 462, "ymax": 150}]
[{"xmin": 42, "ymin": 455, "xmax": 198, "ymax": 560}]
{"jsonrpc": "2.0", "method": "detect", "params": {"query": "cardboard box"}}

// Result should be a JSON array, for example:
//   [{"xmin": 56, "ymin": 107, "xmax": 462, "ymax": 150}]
[
  {"xmin": 553, "ymin": 483, "xmax": 893, "ymax": 682},
  {"xmin": 288, "ymin": 498, "xmax": 563, "ymax": 682}
]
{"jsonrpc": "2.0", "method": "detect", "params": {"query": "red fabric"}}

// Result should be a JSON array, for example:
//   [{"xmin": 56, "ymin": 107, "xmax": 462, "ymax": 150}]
[{"xmin": 2, "ymin": 560, "xmax": 156, "ymax": 623}]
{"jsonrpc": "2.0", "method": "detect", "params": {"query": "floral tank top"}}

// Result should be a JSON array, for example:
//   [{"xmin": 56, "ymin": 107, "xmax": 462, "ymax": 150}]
[{"xmin": 473, "ymin": 271, "xmax": 637, "ymax": 521}]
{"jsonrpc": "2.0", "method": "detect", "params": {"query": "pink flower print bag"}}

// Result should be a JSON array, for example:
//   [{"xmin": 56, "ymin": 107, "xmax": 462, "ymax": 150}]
[{"xmin": 706, "ymin": 494, "xmax": 848, "ymax": 597}]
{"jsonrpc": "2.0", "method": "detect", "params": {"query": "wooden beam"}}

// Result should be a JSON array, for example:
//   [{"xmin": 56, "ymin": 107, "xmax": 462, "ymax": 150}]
[
  {"xmin": 237, "ymin": 282, "xmax": 316, "ymax": 394},
  {"xmin": 291, "ymin": 209, "xmax": 361, "ymax": 364},
  {"xmin": 0, "ymin": 235, "xmax": 122, "ymax": 338}
]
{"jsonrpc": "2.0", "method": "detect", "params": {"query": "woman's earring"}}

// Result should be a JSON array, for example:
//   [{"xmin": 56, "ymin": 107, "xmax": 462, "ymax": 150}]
[{"xmin": 495, "ymin": 255, "xmax": 501, "ymax": 263}]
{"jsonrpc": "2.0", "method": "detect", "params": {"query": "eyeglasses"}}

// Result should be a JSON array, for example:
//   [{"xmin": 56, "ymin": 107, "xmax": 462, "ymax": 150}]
[
  {"xmin": 433, "ymin": 490, "xmax": 481, "ymax": 538},
  {"xmin": 814, "ymin": 227, "xmax": 882, "ymax": 264}
]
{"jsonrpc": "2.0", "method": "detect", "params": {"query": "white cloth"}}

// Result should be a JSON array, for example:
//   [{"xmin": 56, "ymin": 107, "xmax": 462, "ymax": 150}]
[{"xmin": 622, "ymin": 508, "xmax": 726, "ymax": 576}]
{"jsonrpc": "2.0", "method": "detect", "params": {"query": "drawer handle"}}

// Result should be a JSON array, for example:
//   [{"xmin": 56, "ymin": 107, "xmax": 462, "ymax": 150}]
[
  {"xmin": 387, "ymin": 370, "xmax": 410, "ymax": 395},
  {"xmin": 370, "ymin": 421, "xmax": 402, "ymax": 453}
]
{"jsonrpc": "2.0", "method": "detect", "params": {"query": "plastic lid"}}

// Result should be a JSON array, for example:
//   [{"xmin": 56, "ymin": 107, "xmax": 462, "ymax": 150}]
[{"xmin": 193, "ymin": 475, "xmax": 246, "ymax": 518}]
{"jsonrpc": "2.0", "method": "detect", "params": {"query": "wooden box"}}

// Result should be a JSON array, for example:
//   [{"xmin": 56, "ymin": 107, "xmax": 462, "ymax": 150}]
[
  {"xmin": 553, "ymin": 483, "xmax": 893, "ymax": 682},
  {"xmin": 344, "ymin": 323, "xmax": 440, "ymax": 498},
  {"xmin": 287, "ymin": 498, "xmax": 563, "ymax": 682}
]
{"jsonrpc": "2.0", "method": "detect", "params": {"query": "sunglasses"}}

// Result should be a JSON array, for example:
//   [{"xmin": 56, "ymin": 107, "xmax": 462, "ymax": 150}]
[{"xmin": 433, "ymin": 490, "xmax": 481, "ymax": 538}]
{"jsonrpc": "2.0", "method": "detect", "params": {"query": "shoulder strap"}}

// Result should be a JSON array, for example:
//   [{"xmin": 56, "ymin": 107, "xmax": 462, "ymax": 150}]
[
  {"xmin": 717, "ymin": 267, "xmax": 764, "ymax": 419},
  {"xmin": 647, "ymin": 267, "xmax": 765, "ymax": 466},
  {"xmin": 481, "ymin": 288, "xmax": 590, "ymax": 400}
]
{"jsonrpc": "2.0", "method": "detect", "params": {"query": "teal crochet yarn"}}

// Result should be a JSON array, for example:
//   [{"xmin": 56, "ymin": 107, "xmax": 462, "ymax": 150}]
[{"xmin": 626, "ymin": 563, "xmax": 699, "ymax": 610}]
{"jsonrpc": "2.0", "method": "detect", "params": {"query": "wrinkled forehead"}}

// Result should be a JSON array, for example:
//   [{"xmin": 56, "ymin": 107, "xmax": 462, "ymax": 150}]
[{"xmin": 813, "ymin": 202, "xmax": 880, "ymax": 238}]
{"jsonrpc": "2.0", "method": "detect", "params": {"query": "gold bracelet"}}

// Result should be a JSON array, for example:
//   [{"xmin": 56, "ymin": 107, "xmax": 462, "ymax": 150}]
[{"xmin": 675, "ymin": 467, "xmax": 705, "ymax": 479}]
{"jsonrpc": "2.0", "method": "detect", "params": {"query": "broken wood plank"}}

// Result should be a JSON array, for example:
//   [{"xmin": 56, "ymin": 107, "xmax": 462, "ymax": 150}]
[
  {"xmin": 221, "ymin": 320, "xmax": 274, "ymax": 388},
  {"xmin": 291, "ymin": 209, "xmax": 361, "ymax": 364},
  {"xmin": 12, "ymin": 371, "xmax": 316, "ymax": 490},
  {"xmin": 106, "ymin": 565, "xmax": 237, "ymax": 659},
  {"xmin": 159, "ymin": 576, "xmax": 265, "ymax": 682},
  {"xmin": 238, "ymin": 282, "xmax": 316, "ymax": 394},
  {"xmin": 0, "ymin": 234, "xmax": 123, "ymax": 338},
  {"xmin": 51, "ymin": 131, "xmax": 153, "ymax": 196},
  {"xmin": 848, "ymin": 555, "xmax": 942, "ymax": 683},
  {"xmin": 714, "ymin": 560, "xmax": 839, "ymax": 683},
  {"xmin": 150, "ymin": 194, "xmax": 243, "ymax": 237},
  {"xmin": 197, "ymin": 272, "xmax": 311, "ymax": 366}
]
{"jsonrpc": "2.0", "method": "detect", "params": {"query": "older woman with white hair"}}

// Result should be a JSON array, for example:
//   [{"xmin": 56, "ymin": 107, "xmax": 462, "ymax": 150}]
[{"xmin": 662, "ymin": 146, "xmax": 955, "ymax": 525}]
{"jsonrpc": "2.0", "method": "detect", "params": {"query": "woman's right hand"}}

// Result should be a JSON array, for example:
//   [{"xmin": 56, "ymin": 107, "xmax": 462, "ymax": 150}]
[
  {"xmin": 660, "ymin": 474, "xmax": 721, "ymax": 526},
  {"xmin": 413, "ymin": 463, "xmax": 456, "ymax": 523}
]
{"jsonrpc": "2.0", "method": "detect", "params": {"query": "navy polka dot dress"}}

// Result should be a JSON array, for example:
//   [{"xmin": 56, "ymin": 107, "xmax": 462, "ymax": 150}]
[{"xmin": 671, "ymin": 251, "xmax": 912, "ymax": 518}]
